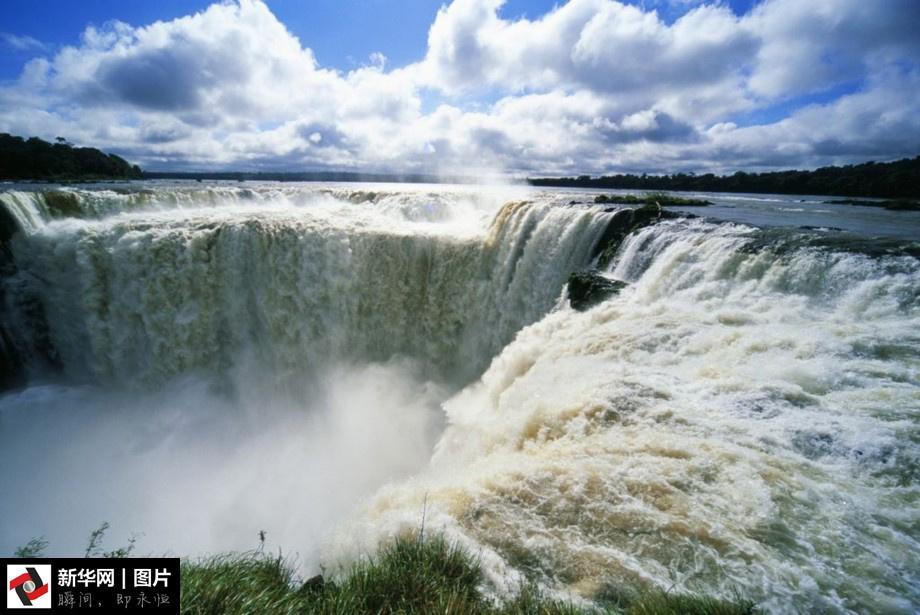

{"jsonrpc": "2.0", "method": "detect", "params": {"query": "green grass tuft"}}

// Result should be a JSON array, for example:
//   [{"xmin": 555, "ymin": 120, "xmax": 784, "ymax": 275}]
[
  {"xmin": 16, "ymin": 526, "xmax": 759, "ymax": 614},
  {"xmin": 13, "ymin": 536, "xmax": 48, "ymax": 558},
  {"xmin": 626, "ymin": 591, "xmax": 758, "ymax": 615},
  {"xmin": 333, "ymin": 533, "xmax": 484, "ymax": 613},
  {"xmin": 178, "ymin": 533, "xmax": 759, "ymax": 615},
  {"xmin": 181, "ymin": 552, "xmax": 307, "ymax": 615}
]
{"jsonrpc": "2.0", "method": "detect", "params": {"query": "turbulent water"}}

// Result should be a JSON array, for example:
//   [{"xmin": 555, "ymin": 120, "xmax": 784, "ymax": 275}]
[{"xmin": 1, "ymin": 182, "xmax": 918, "ymax": 613}]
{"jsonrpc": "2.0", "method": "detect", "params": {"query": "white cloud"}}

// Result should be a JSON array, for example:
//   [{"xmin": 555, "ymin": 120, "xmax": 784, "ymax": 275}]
[
  {"xmin": 0, "ymin": 0, "xmax": 916, "ymax": 174},
  {"xmin": 0, "ymin": 32, "xmax": 47, "ymax": 51},
  {"xmin": 702, "ymin": 67, "xmax": 920, "ymax": 170},
  {"xmin": 745, "ymin": 0, "xmax": 920, "ymax": 98},
  {"xmin": 418, "ymin": 0, "xmax": 756, "ymax": 122}
]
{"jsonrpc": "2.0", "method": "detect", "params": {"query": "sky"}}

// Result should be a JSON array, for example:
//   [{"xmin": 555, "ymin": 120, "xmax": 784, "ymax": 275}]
[{"xmin": 0, "ymin": 0, "xmax": 917, "ymax": 175}]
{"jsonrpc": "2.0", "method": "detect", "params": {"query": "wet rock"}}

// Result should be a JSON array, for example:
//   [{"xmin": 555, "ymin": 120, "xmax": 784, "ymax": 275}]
[
  {"xmin": 592, "ymin": 203, "xmax": 683, "ymax": 268},
  {"xmin": 0, "ymin": 206, "xmax": 25, "ymax": 389},
  {"xmin": 348, "ymin": 191, "xmax": 378, "ymax": 203},
  {"xmin": 300, "ymin": 575, "xmax": 326, "ymax": 594},
  {"xmin": 594, "ymin": 194, "xmax": 711, "ymax": 206},
  {"xmin": 791, "ymin": 431, "xmax": 837, "ymax": 460},
  {"xmin": 568, "ymin": 270, "xmax": 628, "ymax": 311},
  {"xmin": 0, "ymin": 205, "xmax": 20, "ymax": 244},
  {"xmin": 0, "ymin": 206, "xmax": 59, "ymax": 390},
  {"xmin": 799, "ymin": 225, "xmax": 843, "ymax": 232},
  {"xmin": 0, "ymin": 326, "xmax": 25, "ymax": 390},
  {"xmin": 43, "ymin": 190, "xmax": 82, "ymax": 218}
]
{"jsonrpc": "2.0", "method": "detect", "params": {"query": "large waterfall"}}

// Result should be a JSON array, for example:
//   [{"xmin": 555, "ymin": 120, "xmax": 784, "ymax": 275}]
[
  {"xmin": 1, "ymin": 183, "xmax": 917, "ymax": 614},
  {"xmin": 0, "ymin": 185, "xmax": 613, "ymax": 387}
]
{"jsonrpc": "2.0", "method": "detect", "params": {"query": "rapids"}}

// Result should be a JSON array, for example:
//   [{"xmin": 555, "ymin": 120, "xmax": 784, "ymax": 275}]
[{"xmin": 1, "ymin": 183, "xmax": 917, "ymax": 613}]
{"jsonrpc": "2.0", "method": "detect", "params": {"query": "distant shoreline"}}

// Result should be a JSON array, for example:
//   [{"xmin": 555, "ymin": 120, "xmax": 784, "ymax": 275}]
[
  {"xmin": 6, "ymin": 173, "xmax": 918, "ymax": 206},
  {"xmin": 141, "ymin": 155, "xmax": 918, "ymax": 201},
  {"xmin": 528, "ymin": 155, "xmax": 920, "ymax": 200},
  {"xmin": 2, "ymin": 132, "xmax": 917, "ymax": 200}
]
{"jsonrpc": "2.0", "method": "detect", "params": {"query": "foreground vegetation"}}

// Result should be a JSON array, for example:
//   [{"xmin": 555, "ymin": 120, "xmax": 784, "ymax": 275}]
[
  {"xmin": 181, "ymin": 534, "xmax": 758, "ymax": 615},
  {"xmin": 531, "ymin": 155, "xmax": 920, "ymax": 199},
  {"xmin": 0, "ymin": 133, "xmax": 142, "ymax": 180},
  {"xmin": 16, "ymin": 524, "xmax": 758, "ymax": 614}
]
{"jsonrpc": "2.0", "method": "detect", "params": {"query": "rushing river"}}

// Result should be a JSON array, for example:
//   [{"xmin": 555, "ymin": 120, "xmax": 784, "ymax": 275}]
[{"xmin": 1, "ymin": 182, "xmax": 917, "ymax": 613}]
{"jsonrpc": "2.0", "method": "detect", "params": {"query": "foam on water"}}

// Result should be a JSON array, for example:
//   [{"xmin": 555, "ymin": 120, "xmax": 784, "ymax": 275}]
[
  {"xmin": 2, "ymin": 185, "xmax": 609, "ymax": 386},
  {"xmin": 1, "ymin": 185, "xmax": 918, "ymax": 613},
  {"xmin": 331, "ymin": 219, "xmax": 920, "ymax": 613}
]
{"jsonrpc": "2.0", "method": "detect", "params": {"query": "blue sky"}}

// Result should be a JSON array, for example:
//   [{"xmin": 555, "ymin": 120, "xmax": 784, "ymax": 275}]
[
  {"xmin": 0, "ymin": 0, "xmax": 917, "ymax": 174},
  {"xmin": 1, "ymin": 0, "xmax": 440, "ymax": 78},
  {"xmin": 1, "ymin": 0, "xmax": 761, "ymax": 77}
]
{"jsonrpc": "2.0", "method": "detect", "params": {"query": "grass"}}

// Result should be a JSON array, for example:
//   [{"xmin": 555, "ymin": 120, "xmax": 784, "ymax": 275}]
[
  {"xmin": 13, "ymin": 536, "xmax": 49, "ymax": 558},
  {"xmin": 594, "ymin": 192, "xmax": 711, "ymax": 207},
  {"xmin": 180, "ymin": 534, "xmax": 759, "ymax": 615},
  {"xmin": 626, "ymin": 592, "xmax": 759, "ymax": 615},
  {"xmin": 14, "ymin": 526, "xmax": 759, "ymax": 614}
]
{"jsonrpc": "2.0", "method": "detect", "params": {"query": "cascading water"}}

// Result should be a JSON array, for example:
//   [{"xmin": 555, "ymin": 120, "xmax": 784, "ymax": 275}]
[
  {"xmin": 0, "ymin": 185, "xmax": 613, "ymax": 387},
  {"xmin": 0, "ymin": 182, "xmax": 626, "ymax": 570},
  {"xmin": 1, "ymin": 183, "xmax": 917, "ymax": 614},
  {"xmin": 326, "ymin": 218, "xmax": 919, "ymax": 613}
]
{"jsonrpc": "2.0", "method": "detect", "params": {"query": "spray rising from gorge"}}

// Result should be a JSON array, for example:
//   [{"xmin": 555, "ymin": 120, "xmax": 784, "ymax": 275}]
[{"xmin": 0, "ymin": 183, "xmax": 918, "ymax": 613}]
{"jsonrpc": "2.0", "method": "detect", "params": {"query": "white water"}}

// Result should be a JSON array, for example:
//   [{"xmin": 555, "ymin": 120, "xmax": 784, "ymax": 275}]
[
  {"xmin": 1, "ymin": 185, "xmax": 610, "ymax": 386},
  {"xmin": 331, "ymin": 219, "xmax": 919, "ymax": 613},
  {"xmin": 1, "ymin": 184, "xmax": 918, "ymax": 613}
]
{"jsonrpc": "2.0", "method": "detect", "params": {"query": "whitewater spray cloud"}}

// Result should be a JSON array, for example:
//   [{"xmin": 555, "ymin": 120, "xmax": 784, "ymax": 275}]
[{"xmin": 0, "ymin": 359, "xmax": 445, "ymax": 569}]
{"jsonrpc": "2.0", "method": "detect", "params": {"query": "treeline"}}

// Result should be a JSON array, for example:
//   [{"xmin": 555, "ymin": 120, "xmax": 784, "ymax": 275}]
[
  {"xmin": 0, "ymin": 133, "xmax": 142, "ymax": 180},
  {"xmin": 529, "ymin": 156, "xmax": 920, "ymax": 199}
]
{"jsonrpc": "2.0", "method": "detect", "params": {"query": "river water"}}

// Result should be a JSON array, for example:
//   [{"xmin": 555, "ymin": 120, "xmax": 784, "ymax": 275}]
[{"xmin": 1, "ymin": 182, "xmax": 917, "ymax": 613}]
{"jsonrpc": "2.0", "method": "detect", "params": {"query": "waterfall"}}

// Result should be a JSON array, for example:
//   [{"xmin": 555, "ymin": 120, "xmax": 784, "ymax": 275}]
[
  {"xmin": 1, "ymin": 185, "xmax": 616, "ymax": 387},
  {"xmin": 336, "ymin": 216, "xmax": 920, "ymax": 613},
  {"xmin": 2, "ymin": 183, "xmax": 917, "ymax": 613}
]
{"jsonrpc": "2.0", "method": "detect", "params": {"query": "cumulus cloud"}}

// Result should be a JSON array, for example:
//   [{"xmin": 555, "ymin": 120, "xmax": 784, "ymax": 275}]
[
  {"xmin": 1, "ymin": 33, "xmax": 48, "ymax": 52},
  {"xmin": 421, "ymin": 0, "xmax": 755, "ymax": 102},
  {"xmin": 0, "ymin": 0, "xmax": 916, "ymax": 174},
  {"xmin": 745, "ymin": 0, "xmax": 920, "ymax": 98},
  {"xmin": 704, "ymin": 67, "xmax": 920, "ymax": 169}
]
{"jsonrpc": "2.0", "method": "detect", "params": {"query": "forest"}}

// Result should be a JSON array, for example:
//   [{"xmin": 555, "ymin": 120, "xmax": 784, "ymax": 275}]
[
  {"xmin": 0, "ymin": 133, "xmax": 142, "ymax": 180},
  {"xmin": 529, "ymin": 156, "xmax": 920, "ymax": 199}
]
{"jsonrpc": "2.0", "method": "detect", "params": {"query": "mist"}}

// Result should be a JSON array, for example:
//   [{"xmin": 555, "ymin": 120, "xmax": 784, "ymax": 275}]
[{"xmin": 0, "ymin": 359, "xmax": 446, "ymax": 571}]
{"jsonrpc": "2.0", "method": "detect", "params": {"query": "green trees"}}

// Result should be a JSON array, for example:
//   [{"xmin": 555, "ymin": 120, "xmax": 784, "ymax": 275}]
[
  {"xmin": 0, "ymin": 133, "xmax": 142, "ymax": 180},
  {"xmin": 529, "ymin": 156, "xmax": 920, "ymax": 199}
]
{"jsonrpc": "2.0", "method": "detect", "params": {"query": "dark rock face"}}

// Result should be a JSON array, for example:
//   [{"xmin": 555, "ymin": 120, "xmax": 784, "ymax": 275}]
[
  {"xmin": 0, "ymin": 206, "xmax": 24, "ymax": 389},
  {"xmin": 594, "ymin": 194, "xmax": 711, "ymax": 206},
  {"xmin": 43, "ymin": 191, "xmax": 82, "ymax": 218},
  {"xmin": 0, "ymin": 326, "xmax": 24, "ymax": 389},
  {"xmin": 568, "ymin": 202, "xmax": 691, "ymax": 311},
  {"xmin": 592, "ymin": 203, "xmax": 683, "ymax": 268},
  {"xmin": 300, "ymin": 575, "xmax": 326, "ymax": 594},
  {"xmin": 0, "ymin": 205, "xmax": 59, "ymax": 390},
  {"xmin": 568, "ymin": 270, "xmax": 628, "ymax": 311},
  {"xmin": 0, "ymin": 205, "xmax": 18, "ymax": 245}
]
